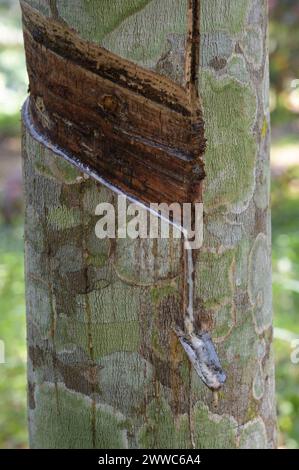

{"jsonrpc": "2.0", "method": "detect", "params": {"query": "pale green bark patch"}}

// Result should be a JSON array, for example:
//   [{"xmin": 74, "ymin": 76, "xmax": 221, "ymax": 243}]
[
  {"xmin": 196, "ymin": 250, "xmax": 235, "ymax": 308},
  {"xmin": 248, "ymin": 233, "xmax": 272, "ymax": 334},
  {"xmin": 47, "ymin": 205, "xmax": 81, "ymax": 230},
  {"xmin": 54, "ymin": 317, "xmax": 140, "ymax": 360},
  {"xmin": 201, "ymin": 70, "xmax": 257, "ymax": 212},
  {"xmin": 99, "ymin": 352, "xmax": 153, "ymax": 415},
  {"xmin": 253, "ymin": 363, "xmax": 265, "ymax": 400},
  {"xmin": 31, "ymin": 383, "xmax": 128, "ymax": 448},
  {"xmin": 213, "ymin": 304, "xmax": 234, "ymax": 339},
  {"xmin": 101, "ymin": 0, "xmax": 188, "ymax": 76},
  {"xmin": 241, "ymin": 26, "xmax": 264, "ymax": 69},
  {"xmin": 58, "ymin": 0, "xmax": 151, "ymax": 42},
  {"xmin": 201, "ymin": 0, "xmax": 249, "ymax": 35},
  {"xmin": 194, "ymin": 402, "xmax": 238, "ymax": 448},
  {"xmin": 76, "ymin": 283, "xmax": 141, "ymax": 324},
  {"xmin": 226, "ymin": 55, "xmax": 250, "ymax": 84},
  {"xmin": 138, "ymin": 396, "xmax": 190, "ymax": 449},
  {"xmin": 239, "ymin": 418, "xmax": 267, "ymax": 449}
]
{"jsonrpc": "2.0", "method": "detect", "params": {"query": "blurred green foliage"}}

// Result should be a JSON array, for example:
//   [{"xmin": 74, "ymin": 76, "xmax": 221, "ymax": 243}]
[
  {"xmin": 272, "ymin": 154, "xmax": 299, "ymax": 449},
  {"xmin": 269, "ymin": 0, "xmax": 299, "ymax": 91},
  {"xmin": 0, "ymin": 221, "xmax": 27, "ymax": 448},
  {"xmin": 0, "ymin": 0, "xmax": 27, "ymax": 136},
  {"xmin": 269, "ymin": 0, "xmax": 299, "ymax": 125},
  {"xmin": 0, "ymin": 0, "xmax": 299, "ymax": 451}
]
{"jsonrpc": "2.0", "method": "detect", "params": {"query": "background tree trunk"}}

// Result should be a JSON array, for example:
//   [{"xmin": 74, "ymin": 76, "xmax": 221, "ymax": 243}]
[{"xmin": 22, "ymin": 0, "xmax": 276, "ymax": 448}]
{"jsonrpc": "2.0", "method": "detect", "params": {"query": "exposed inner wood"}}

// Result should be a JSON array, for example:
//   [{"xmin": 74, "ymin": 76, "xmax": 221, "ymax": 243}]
[{"xmin": 21, "ymin": 0, "xmax": 205, "ymax": 206}]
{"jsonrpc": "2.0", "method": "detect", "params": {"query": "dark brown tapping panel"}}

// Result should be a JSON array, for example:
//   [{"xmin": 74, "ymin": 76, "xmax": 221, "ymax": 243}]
[{"xmin": 21, "ymin": 0, "xmax": 206, "ymax": 208}]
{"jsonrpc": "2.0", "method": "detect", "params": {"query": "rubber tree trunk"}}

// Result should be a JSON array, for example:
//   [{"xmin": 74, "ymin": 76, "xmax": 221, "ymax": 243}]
[{"xmin": 22, "ymin": 0, "xmax": 276, "ymax": 448}]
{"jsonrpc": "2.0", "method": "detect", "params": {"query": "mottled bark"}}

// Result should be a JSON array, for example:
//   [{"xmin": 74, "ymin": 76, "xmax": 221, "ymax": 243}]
[{"xmin": 22, "ymin": 0, "xmax": 276, "ymax": 448}]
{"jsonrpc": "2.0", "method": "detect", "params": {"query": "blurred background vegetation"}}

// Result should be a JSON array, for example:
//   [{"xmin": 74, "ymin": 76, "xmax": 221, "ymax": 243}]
[{"xmin": 0, "ymin": 0, "xmax": 298, "ymax": 449}]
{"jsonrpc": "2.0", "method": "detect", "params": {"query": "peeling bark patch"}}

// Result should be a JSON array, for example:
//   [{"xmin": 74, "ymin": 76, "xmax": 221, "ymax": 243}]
[{"xmin": 21, "ymin": 1, "xmax": 205, "ymax": 207}]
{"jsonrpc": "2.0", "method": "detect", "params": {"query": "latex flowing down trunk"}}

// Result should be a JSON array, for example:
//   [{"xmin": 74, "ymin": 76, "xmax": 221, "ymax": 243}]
[{"xmin": 21, "ymin": 0, "xmax": 276, "ymax": 448}]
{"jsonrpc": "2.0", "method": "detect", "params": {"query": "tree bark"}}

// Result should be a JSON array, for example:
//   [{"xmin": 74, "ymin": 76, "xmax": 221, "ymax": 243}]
[{"xmin": 22, "ymin": 0, "xmax": 276, "ymax": 448}]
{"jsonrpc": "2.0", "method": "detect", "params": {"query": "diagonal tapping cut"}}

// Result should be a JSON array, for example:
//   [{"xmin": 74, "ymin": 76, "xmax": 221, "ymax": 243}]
[{"xmin": 21, "ymin": 0, "xmax": 226, "ymax": 391}]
